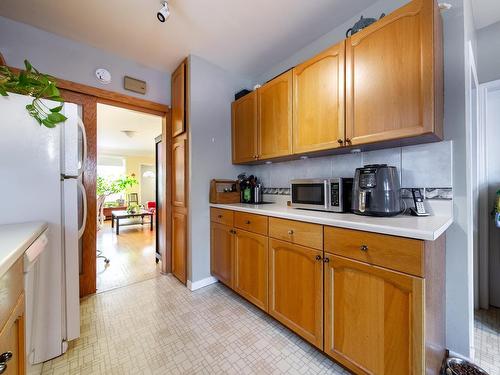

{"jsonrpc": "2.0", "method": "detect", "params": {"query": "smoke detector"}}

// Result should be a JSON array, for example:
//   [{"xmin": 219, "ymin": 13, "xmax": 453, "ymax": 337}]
[{"xmin": 95, "ymin": 68, "xmax": 111, "ymax": 84}]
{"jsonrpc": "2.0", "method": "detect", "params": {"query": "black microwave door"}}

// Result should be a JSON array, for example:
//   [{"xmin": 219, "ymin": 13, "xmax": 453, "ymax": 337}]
[{"xmin": 292, "ymin": 184, "xmax": 325, "ymax": 205}]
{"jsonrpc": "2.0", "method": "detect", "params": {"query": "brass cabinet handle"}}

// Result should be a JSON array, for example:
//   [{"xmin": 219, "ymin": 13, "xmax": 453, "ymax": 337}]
[
  {"xmin": 287, "ymin": 229, "xmax": 294, "ymax": 235},
  {"xmin": 245, "ymin": 220, "xmax": 251, "ymax": 224},
  {"xmin": 345, "ymin": 138, "xmax": 352, "ymax": 145},
  {"xmin": 323, "ymin": 257, "xmax": 330, "ymax": 263},
  {"xmin": 218, "ymin": 214, "xmax": 223, "ymax": 219},
  {"xmin": 337, "ymin": 139, "xmax": 343, "ymax": 145},
  {"xmin": 360, "ymin": 245, "xmax": 368, "ymax": 252},
  {"xmin": 315, "ymin": 255, "xmax": 322, "ymax": 261}
]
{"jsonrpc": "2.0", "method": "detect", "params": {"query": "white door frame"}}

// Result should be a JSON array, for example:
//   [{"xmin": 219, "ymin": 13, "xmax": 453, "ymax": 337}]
[{"xmin": 478, "ymin": 78, "xmax": 500, "ymax": 310}]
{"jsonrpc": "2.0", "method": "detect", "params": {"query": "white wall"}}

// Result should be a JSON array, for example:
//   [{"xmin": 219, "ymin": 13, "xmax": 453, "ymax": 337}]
[
  {"xmin": 188, "ymin": 55, "xmax": 251, "ymax": 284},
  {"xmin": 486, "ymin": 88, "xmax": 500, "ymax": 307},
  {"xmin": 477, "ymin": 21, "xmax": 500, "ymax": 84},
  {"xmin": 0, "ymin": 16, "xmax": 170, "ymax": 105}
]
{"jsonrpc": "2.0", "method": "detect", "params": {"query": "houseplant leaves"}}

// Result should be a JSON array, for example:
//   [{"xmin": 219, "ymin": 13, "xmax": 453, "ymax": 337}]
[{"xmin": 0, "ymin": 60, "xmax": 67, "ymax": 128}]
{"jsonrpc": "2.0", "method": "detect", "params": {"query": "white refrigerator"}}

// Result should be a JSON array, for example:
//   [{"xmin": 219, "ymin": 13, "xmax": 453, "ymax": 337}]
[{"xmin": 0, "ymin": 93, "xmax": 84, "ymax": 364}]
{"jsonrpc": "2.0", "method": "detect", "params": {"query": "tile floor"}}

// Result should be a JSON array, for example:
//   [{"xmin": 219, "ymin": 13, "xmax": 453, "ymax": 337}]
[
  {"xmin": 42, "ymin": 275, "xmax": 348, "ymax": 375},
  {"xmin": 97, "ymin": 220, "xmax": 160, "ymax": 292},
  {"xmin": 475, "ymin": 307, "xmax": 500, "ymax": 374}
]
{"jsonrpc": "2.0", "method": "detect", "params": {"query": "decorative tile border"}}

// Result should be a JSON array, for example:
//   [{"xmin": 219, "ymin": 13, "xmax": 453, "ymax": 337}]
[{"xmin": 263, "ymin": 187, "xmax": 453, "ymax": 200}]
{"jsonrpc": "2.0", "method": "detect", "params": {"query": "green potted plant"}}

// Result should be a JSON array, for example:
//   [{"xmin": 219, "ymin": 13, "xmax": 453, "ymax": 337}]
[{"xmin": 96, "ymin": 175, "xmax": 138, "ymax": 226}]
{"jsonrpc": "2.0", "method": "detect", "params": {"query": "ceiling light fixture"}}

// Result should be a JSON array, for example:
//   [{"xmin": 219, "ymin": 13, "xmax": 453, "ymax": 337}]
[
  {"xmin": 121, "ymin": 130, "xmax": 137, "ymax": 138},
  {"xmin": 157, "ymin": 1, "xmax": 170, "ymax": 23}
]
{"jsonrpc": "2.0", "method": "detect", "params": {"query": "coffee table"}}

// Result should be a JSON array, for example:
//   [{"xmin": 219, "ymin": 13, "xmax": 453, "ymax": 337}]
[{"xmin": 111, "ymin": 210, "xmax": 154, "ymax": 235}]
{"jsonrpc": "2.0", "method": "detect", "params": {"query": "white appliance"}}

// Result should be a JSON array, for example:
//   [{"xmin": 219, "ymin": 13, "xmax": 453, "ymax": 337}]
[{"xmin": 0, "ymin": 93, "xmax": 85, "ymax": 364}]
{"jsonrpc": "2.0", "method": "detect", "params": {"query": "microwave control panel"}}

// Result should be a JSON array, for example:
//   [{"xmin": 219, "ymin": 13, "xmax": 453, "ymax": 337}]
[{"xmin": 331, "ymin": 182, "xmax": 340, "ymax": 207}]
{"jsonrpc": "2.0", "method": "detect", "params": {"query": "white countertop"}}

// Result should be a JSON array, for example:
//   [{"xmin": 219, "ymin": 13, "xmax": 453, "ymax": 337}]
[
  {"xmin": 0, "ymin": 221, "xmax": 48, "ymax": 278},
  {"xmin": 210, "ymin": 202, "xmax": 453, "ymax": 241}
]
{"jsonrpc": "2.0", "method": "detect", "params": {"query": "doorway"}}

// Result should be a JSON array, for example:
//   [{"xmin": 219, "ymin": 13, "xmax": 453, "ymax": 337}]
[
  {"xmin": 96, "ymin": 103, "xmax": 163, "ymax": 292},
  {"xmin": 473, "ymin": 76, "xmax": 500, "ymax": 371}
]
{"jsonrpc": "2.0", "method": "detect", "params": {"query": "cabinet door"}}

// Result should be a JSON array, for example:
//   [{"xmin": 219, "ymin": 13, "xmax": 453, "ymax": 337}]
[
  {"xmin": 258, "ymin": 71, "xmax": 292, "ymax": 159},
  {"xmin": 210, "ymin": 222, "xmax": 234, "ymax": 288},
  {"xmin": 292, "ymin": 42, "xmax": 345, "ymax": 154},
  {"xmin": 234, "ymin": 229, "xmax": 268, "ymax": 311},
  {"xmin": 345, "ymin": 0, "xmax": 438, "ymax": 145},
  {"xmin": 171, "ymin": 61, "xmax": 186, "ymax": 137},
  {"xmin": 324, "ymin": 254, "xmax": 424, "ymax": 374},
  {"xmin": 172, "ymin": 211, "xmax": 187, "ymax": 284},
  {"xmin": 268, "ymin": 239, "xmax": 323, "ymax": 348},
  {"xmin": 0, "ymin": 296, "xmax": 25, "ymax": 375},
  {"xmin": 172, "ymin": 135, "xmax": 187, "ymax": 208},
  {"xmin": 232, "ymin": 91, "xmax": 258, "ymax": 163}
]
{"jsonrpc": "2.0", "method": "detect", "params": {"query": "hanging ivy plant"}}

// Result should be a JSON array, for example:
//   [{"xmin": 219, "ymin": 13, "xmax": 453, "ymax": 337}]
[{"xmin": 0, "ymin": 60, "xmax": 67, "ymax": 128}]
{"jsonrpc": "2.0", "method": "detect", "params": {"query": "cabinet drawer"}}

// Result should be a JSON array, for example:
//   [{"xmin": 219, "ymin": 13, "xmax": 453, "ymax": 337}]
[
  {"xmin": 0, "ymin": 257, "xmax": 23, "ymax": 331},
  {"xmin": 269, "ymin": 218, "xmax": 323, "ymax": 250},
  {"xmin": 234, "ymin": 212, "xmax": 268, "ymax": 235},
  {"xmin": 210, "ymin": 208, "xmax": 234, "ymax": 226},
  {"xmin": 324, "ymin": 227, "xmax": 424, "ymax": 277}
]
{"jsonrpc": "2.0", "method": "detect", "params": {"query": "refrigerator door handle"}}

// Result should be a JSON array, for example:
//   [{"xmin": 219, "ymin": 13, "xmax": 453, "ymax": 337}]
[
  {"xmin": 77, "ymin": 117, "xmax": 87, "ymax": 177},
  {"xmin": 78, "ymin": 180, "xmax": 87, "ymax": 239}
]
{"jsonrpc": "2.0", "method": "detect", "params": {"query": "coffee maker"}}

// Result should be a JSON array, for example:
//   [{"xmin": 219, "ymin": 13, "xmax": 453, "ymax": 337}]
[{"xmin": 351, "ymin": 164, "xmax": 402, "ymax": 217}]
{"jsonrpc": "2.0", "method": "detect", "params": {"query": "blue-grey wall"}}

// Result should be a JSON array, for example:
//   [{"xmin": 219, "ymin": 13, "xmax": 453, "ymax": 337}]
[
  {"xmin": 477, "ymin": 21, "xmax": 500, "ymax": 84},
  {"xmin": 188, "ymin": 55, "xmax": 251, "ymax": 285},
  {"xmin": 0, "ymin": 16, "xmax": 170, "ymax": 105}
]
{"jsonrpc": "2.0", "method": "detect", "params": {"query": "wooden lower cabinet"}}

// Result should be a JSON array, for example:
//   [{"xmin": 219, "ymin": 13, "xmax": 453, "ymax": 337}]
[
  {"xmin": 210, "ymin": 222, "xmax": 234, "ymax": 288},
  {"xmin": 268, "ymin": 239, "xmax": 323, "ymax": 349},
  {"xmin": 324, "ymin": 253, "xmax": 424, "ymax": 375},
  {"xmin": 0, "ymin": 296, "xmax": 25, "ymax": 375},
  {"xmin": 233, "ymin": 229, "xmax": 268, "ymax": 311},
  {"xmin": 172, "ymin": 211, "xmax": 187, "ymax": 284}
]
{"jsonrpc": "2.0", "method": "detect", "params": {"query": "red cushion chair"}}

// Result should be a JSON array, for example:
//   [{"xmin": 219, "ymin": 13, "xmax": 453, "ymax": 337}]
[{"xmin": 146, "ymin": 201, "xmax": 156, "ymax": 215}]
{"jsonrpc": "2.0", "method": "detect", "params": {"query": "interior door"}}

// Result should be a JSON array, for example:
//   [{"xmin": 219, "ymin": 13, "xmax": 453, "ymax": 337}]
[
  {"xmin": 172, "ymin": 135, "xmax": 187, "ymax": 208},
  {"xmin": 292, "ymin": 41, "xmax": 345, "ymax": 154},
  {"xmin": 345, "ymin": 0, "xmax": 435, "ymax": 145},
  {"xmin": 324, "ymin": 254, "xmax": 424, "ymax": 374}
]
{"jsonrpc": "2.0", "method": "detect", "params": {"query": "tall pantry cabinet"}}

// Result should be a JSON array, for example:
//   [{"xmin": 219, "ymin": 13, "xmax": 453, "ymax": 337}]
[{"xmin": 171, "ymin": 59, "xmax": 188, "ymax": 284}]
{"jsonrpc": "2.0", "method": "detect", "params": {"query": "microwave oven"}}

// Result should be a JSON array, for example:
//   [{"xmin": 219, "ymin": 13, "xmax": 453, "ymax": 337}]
[{"xmin": 290, "ymin": 178, "xmax": 353, "ymax": 213}]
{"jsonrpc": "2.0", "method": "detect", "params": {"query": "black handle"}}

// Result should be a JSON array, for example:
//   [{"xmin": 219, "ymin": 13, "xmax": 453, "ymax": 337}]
[
  {"xmin": 360, "ymin": 245, "xmax": 368, "ymax": 252},
  {"xmin": 245, "ymin": 220, "xmax": 251, "ymax": 224},
  {"xmin": 315, "ymin": 255, "xmax": 322, "ymax": 261},
  {"xmin": 218, "ymin": 214, "xmax": 223, "ymax": 218},
  {"xmin": 323, "ymin": 257, "xmax": 330, "ymax": 263},
  {"xmin": 0, "ymin": 353, "xmax": 12, "ymax": 363},
  {"xmin": 337, "ymin": 139, "xmax": 343, "ymax": 145},
  {"xmin": 0, "ymin": 363, "xmax": 6, "ymax": 374}
]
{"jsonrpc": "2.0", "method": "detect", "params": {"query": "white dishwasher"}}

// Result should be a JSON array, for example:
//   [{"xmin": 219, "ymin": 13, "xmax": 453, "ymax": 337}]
[{"xmin": 23, "ymin": 230, "xmax": 49, "ymax": 375}]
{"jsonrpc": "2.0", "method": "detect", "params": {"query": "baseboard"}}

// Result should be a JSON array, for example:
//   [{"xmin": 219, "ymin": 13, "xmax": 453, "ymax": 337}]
[{"xmin": 187, "ymin": 276, "xmax": 218, "ymax": 291}]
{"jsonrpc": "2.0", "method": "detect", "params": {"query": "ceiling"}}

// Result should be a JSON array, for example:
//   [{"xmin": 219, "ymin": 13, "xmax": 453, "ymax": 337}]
[
  {"xmin": 97, "ymin": 104, "xmax": 162, "ymax": 157},
  {"xmin": 472, "ymin": 0, "xmax": 500, "ymax": 29},
  {"xmin": 0, "ymin": 0, "xmax": 376, "ymax": 78}
]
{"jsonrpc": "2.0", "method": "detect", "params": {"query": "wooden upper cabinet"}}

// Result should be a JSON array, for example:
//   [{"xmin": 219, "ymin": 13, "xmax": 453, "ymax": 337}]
[
  {"xmin": 234, "ymin": 229, "xmax": 268, "ymax": 311},
  {"xmin": 172, "ymin": 211, "xmax": 187, "ymax": 284},
  {"xmin": 292, "ymin": 41, "xmax": 345, "ymax": 154},
  {"xmin": 232, "ymin": 91, "xmax": 258, "ymax": 163},
  {"xmin": 171, "ymin": 61, "xmax": 186, "ymax": 137},
  {"xmin": 345, "ymin": 0, "xmax": 443, "ymax": 145},
  {"xmin": 324, "ymin": 254, "xmax": 424, "ymax": 374},
  {"xmin": 172, "ymin": 135, "xmax": 187, "ymax": 208},
  {"xmin": 257, "ymin": 71, "xmax": 293, "ymax": 159},
  {"xmin": 268, "ymin": 239, "xmax": 323, "ymax": 349}
]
